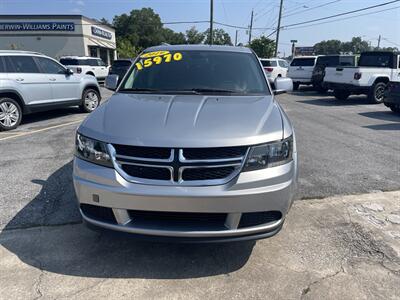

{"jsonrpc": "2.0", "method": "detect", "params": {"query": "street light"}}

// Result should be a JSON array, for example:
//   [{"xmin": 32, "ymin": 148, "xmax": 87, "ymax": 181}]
[{"xmin": 290, "ymin": 40, "xmax": 297, "ymax": 58}]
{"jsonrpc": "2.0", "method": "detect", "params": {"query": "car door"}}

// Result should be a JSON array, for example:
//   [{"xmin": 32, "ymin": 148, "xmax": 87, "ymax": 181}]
[
  {"xmin": 35, "ymin": 56, "xmax": 81, "ymax": 103},
  {"xmin": 4, "ymin": 55, "xmax": 53, "ymax": 105},
  {"xmin": 96, "ymin": 59, "xmax": 108, "ymax": 79},
  {"xmin": 279, "ymin": 60, "xmax": 288, "ymax": 77}
]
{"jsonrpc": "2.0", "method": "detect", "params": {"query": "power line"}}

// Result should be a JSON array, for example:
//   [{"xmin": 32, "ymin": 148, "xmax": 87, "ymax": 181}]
[
  {"xmin": 283, "ymin": 0, "xmax": 341, "ymax": 18},
  {"xmin": 281, "ymin": 4, "xmax": 400, "ymax": 30},
  {"xmin": 282, "ymin": 0, "xmax": 400, "ymax": 28}
]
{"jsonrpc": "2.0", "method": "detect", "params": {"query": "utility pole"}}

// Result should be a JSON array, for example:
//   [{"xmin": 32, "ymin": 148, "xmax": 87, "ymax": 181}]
[
  {"xmin": 209, "ymin": 0, "xmax": 214, "ymax": 45},
  {"xmin": 274, "ymin": 0, "xmax": 284, "ymax": 57},
  {"xmin": 377, "ymin": 34, "xmax": 381, "ymax": 49},
  {"xmin": 248, "ymin": 10, "xmax": 254, "ymax": 45},
  {"xmin": 235, "ymin": 30, "xmax": 239, "ymax": 46}
]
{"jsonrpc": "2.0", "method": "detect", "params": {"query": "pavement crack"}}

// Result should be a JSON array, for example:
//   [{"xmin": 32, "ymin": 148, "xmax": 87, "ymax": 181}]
[
  {"xmin": 58, "ymin": 279, "xmax": 107, "ymax": 299},
  {"xmin": 300, "ymin": 266, "xmax": 344, "ymax": 299},
  {"xmin": 32, "ymin": 228, "xmax": 45, "ymax": 300}
]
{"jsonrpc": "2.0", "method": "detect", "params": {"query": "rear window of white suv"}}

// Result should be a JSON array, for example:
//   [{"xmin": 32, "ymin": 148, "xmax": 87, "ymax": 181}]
[{"xmin": 290, "ymin": 58, "xmax": 316, "ymax": 67}]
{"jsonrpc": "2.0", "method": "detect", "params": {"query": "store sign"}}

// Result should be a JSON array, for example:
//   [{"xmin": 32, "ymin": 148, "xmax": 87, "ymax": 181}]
[
  {"xmin": 91, "ymin": 26, "xmax": 112, "ymax": 40},
  {"xmin": 0, "ymin": 22, "xmax": 75, "ymax": 31},
  {"xmin": 295, "ymin": 46, "xmax": 315, "ymax": 56}
]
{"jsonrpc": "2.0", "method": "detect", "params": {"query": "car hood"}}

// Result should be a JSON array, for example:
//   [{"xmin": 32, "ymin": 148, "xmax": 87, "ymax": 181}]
[{"xmin": 79, "ymin": 93, "xmax": 284, "ymax": 148}]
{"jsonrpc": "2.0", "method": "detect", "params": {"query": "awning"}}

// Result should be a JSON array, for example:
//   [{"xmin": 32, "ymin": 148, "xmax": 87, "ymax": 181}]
[{"xmin": 88, "ymin": 38, "xmax": 116, "ymax": 49}]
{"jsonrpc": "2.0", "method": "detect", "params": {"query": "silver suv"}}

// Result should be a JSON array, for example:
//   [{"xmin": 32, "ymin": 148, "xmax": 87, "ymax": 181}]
[
  {"xmin": 0, "ymin": 51, "xmax": 101, "ymax": 131},
  {"xmin": 73, "ymin": 45, "xmax": 297, "ymax": 242}
]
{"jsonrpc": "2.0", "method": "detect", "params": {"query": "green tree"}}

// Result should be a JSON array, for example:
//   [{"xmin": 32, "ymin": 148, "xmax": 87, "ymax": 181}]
[
  {"xmin": 162, "ymin": 28, "xmax": 187, "ymax": 44},
  {"xmin": 378, "ymin": 46, "xmax": 399, "ymax": 52},
  {"xmin": 99, "ymin": 17, "xmax": 112, "ymax": 27},
  {"xmin": 249, "ymin": 36, "xmax": 276, "ymax": 58},
  {"xmin": 314, "ymin": 40, "xmax": 342, "ymax": 55},
  {"xmin": 204, "ymin": 28, "xmax": 233, "ymax": 45},
  {"xmin": 186, "ymin": 27, "xmax": 205, "ymax": 44},
  {"xmin": 116, "ymin": 38, "xmax": 140, "ymax": 58},
  {"xmin": 112, "ymin": 8, "xmax": 165, "ymax": 49},
  {"xmin": 341, "ymin": 37, "xmax": 371, "ymax": 54}
]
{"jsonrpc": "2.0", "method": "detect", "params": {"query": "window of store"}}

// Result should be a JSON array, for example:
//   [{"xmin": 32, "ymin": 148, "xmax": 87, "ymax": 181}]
[{"xmin": 89, "ymin": 47, "xmax": 98, "ymax": 58}]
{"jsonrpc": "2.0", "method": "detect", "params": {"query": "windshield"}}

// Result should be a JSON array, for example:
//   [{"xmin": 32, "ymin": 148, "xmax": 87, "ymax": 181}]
[
  {"xmin": 358, "ymin": 53, "xmax": 393, "ymax": 67},
  {"xmin": 290, "ymin": 58, "xmax": 316, "ymax": 67},
  {"xmin": 316, "ymin": 56, "xmax": 339, "ymax": 66},
  {"xmin": 120, "ymin": 50, "xmax": 269, "ymax": 95},
  {"xmin": 112, "ymin": 60, "xmax": 132, "ymax": 68},
  {"xmin": 60, "ymin": 58, "xmax": 79, "ymax": 65},
  {"xmin": 261, "ymin": 60, "xmax": 277, "ymax": 67}
]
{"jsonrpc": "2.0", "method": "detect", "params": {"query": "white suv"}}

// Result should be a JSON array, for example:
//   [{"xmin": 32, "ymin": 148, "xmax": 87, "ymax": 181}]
[
  {"xmin": 287, "ymin": 56, "xmax": 317, "ymax": 90},
  {"xmin": 60, "ymin": 56, "xmax": 109, "ymax": 82},
  {"xmin": 0, "ymin": 51, "xmax": 100, "ymax": 131},
  {"xmin": 260, "ymin": 58, "xmax": 289, "ymax": 85}
]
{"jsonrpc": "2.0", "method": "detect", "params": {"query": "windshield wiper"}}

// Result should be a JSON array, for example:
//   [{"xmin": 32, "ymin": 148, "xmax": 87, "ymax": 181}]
[{"xmin": 186, "ymin": 88, "xmax": 240, "ymax": 94}]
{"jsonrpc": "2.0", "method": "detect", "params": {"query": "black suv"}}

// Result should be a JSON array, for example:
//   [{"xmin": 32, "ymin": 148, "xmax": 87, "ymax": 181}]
[
  {"xmin": 312, "ymin": 55, "xmax": 357, "ymax": 93},
  {"xmin": 108, "ymin": 59, "xmax": 135, "ymax": 84}
]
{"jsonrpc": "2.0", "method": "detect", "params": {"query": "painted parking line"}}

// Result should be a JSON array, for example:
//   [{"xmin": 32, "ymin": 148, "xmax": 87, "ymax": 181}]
[{"xmin": 0, "ymin": 120, "xmax": 82, "ymax": 142}]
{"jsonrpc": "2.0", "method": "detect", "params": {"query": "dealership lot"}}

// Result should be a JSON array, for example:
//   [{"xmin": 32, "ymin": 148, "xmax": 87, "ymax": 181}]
[{"xmin": 0, "ymin": 88, "xmax": 399, "ymax": 298}]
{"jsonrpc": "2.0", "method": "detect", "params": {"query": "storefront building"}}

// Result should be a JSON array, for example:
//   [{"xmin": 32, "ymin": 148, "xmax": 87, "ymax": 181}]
[{"xmin": 0, "ymin": 15, "xmax": 116, "ymax": 65}]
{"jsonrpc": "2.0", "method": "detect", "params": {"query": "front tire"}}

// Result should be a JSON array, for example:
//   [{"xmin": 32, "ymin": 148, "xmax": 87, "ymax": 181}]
[
  {"xmin": 80, "ymin": 89, "xmax": 100, "ymax": 113},
  {"xmin": 389, "ymin": 105, "xmax": 400, "ymax": 114},
  {"xmin": 0, "ymin": 98, "xmax": 22, "ymax": 131},
  {"xmin": 293, "ymin": 82, "xmax": 300, "ymax": 90},
  {"xmin": 333, "ymin": 89, "xmax": 350, "ymax": 100},
  {"xmin": 368, "ymin": 82, "xmax": 386, "ymax": 104}
]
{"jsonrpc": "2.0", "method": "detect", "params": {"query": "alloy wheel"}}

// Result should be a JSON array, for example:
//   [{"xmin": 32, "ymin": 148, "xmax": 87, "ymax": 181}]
[
  {"xmin": 0, "ymin": 101, "xmax": 20, "ymax": 128},
  {"xmin": 84, "ymin": 91, "xmax": 99, "ymax": 112}
]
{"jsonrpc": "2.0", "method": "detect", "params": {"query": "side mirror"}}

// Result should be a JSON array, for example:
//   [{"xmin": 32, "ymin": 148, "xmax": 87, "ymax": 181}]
[
  {"xmin": 105, "ymin": 74, "xmax": 119, "ymax": 91},
  {"xmin": 273, "ymin": 77, "xmax": 293, "ymax": 95},
  {"xmin": 65, "ymin": 68, "xmax": 74, "ymax": 75}
]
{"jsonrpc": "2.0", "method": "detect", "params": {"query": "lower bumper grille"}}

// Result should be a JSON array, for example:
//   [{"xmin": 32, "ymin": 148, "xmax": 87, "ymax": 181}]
[
  {"xmin": 128, "ymin": 210, "xmax": 227, "ymax": 229},
  {"xmin": 238, "ymin": 211, "xmax": 282, "ymax": 228},
  {"xmin": 80, "ymin": 204, "xmax": 116, "ymax": 224}
]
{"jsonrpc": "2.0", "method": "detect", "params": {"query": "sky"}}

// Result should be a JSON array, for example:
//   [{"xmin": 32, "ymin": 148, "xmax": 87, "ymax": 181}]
[{"xmin": 1, "ymin": 0, "xmax": 400, "ymax": 56}]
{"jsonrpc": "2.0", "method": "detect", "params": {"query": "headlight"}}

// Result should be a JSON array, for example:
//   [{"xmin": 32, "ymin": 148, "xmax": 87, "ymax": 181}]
[
  {"xmin": 75, "ymin": 133, "xmax": 113, "ymax": 168},
  {"xmin": 243, "ymin": 136, "xmax": 293, "ymax": 172}
]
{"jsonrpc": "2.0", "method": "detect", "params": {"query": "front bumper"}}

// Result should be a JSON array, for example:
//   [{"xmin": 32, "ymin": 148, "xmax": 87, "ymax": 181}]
[
  {"xmin": 73, "ymin": 154, "xmax": 297, "ymax": 241},
  {"xmin": 290, "ymin": 77, "xmax": 312, "ymax": 84}
]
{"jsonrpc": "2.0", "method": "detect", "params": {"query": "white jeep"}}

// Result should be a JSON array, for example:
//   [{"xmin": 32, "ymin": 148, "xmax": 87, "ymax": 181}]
[
  {"xmin": 324, "ymin": 51, "xmax": 400, "ymax": 103},
  {"xmin": 60, "ymin": 56, "xmax": 109, "ymax": 82}
]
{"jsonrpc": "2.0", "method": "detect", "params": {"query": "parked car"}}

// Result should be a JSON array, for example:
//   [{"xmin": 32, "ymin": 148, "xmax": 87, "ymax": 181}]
[
  {"xmin": 60, "ymin": 56, "xmax": 109, "ymax": 82},
  {"xmin": 287, "ymin": 56, "xmax": 317, "ymax": 90},
  {"xmin": 311, "ymin": 55, "xmax": 357, "ymax": 93},
  {"xmin": 73, "ymin": 44, "xmax": 297, "ymax": 242},
  {"xmin": 0, "ymin": 50, "xmax": 100, "ymax": 131},
  {"xmin": 384, "ymin": 81, "xmax": 400, "ymax": 113},
  {"xmin": 260, "ymin": 58, "xmax": 289, "ymax": 85},
  {"xmin": 324, "ymin": 51, "xmax": 400, "ymax": 103},
  {"xmin": 108, "ymin": 59, "xmax": 135, "ymax": 84}
]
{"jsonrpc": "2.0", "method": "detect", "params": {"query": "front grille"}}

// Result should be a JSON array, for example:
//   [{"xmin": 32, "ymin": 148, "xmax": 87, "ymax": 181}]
[
  {"xmin": 80, "ymin": 204, "xmax": 116, "ymax": 224},
  {"xmin": 182, "ymin": 166, "xmax": 236, "ymax": 181},
  {"xmin": 112, "ymin": 145, "xmax": 248, "ymax": 186},
  {"xmin": 121, "ymin": 165, "xmax": 171, "ymax": 181},
  {"xmin": 128, "ymin": 210, "xmax": 227, "ymax": 228},
  {"xmin": 113, "ymin": 144, "xmax": 171, "ymax": 159},
  {"xmin": 182, "ymin": 147, "xmax": 247, "ymax": 160}
]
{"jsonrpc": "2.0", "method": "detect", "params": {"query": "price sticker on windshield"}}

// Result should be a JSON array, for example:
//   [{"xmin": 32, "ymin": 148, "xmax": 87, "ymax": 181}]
[{"xmin": 135, "ymin": 51, "xmax": 183, "ymax": 70}]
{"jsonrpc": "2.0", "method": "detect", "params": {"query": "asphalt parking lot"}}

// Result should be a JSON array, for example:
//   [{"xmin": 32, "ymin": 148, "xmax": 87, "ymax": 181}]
[{"xmin": 0, "ymin": 87, "xmax": 399, "ymax": 299}]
